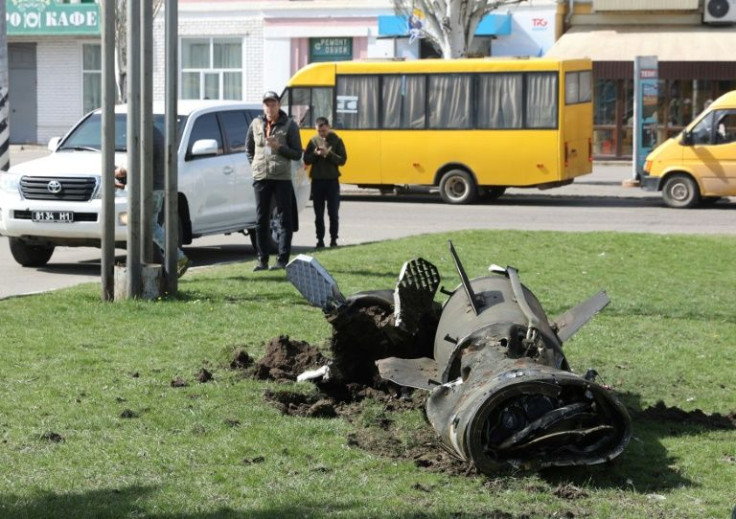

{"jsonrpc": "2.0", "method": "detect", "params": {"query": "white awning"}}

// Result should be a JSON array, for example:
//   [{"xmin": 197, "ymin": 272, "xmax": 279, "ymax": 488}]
[{"xmin": 545, "ymin": 25, "xmax": 736, "ymax": 62}]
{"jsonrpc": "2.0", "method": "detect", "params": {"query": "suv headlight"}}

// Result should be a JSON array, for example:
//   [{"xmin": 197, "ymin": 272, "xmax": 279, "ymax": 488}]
[{"xmin": 0, "ymin": 172, "xmax": 21, "ymax": 194}]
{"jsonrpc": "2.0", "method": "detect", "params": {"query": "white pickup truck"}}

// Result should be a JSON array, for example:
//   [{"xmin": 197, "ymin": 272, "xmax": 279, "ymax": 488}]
[{"xmin": 0, "ymin": 101, "xmax": 311, "ymax": 266}]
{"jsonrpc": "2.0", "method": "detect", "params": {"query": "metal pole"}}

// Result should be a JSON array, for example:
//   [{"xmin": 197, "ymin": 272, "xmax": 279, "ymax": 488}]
[
  {"xmin": 100, "ymin": 0, "xmax": 116, "ymax": 301},
  {"xmin": 0, "ymin": 0, "xmax": 10, "ymax": 172},
  {"xmin": 140, "ymin": 0, "xmax": 154, "ymax": 264},
  {"xmin": 164, "ymin": 0, "xmax": 179, "ymax": 296},
  {"xmin": 126, "ymin": 0, "xmax": 142, "ymax": 298}
]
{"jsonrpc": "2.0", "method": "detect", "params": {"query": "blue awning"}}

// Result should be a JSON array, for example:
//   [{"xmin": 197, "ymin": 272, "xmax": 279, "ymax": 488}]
[{"xmin": 378, "ymin": 13, "xmax": 511, "ymax": 37}]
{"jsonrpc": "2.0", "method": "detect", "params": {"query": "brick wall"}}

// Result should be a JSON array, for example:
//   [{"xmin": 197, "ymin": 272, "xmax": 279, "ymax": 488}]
[
  {"xmin": 153, "ymin": 15, "xmax": 264, "ymax": 104},
  {"xmin": 36, "ymin": 40, "xmax": 85, "ymax": 143}
]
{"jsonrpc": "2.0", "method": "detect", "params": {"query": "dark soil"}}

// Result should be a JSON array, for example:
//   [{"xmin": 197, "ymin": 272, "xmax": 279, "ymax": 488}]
[
  {"xmin": 171, "ymin": 377, "xmax": 189, "ymax": 388},
  {"xmin": 637, "ymin": 400, "xmax": 736, "ymax": 430},
  {"xmin": 40, "ymin": 431, "xmax": 64, "ymax": 443},
  {"xmin": 252, "ymin": 335, "xmax": 328, "ymax": 382},
  {"xmin": 326, "ymin": 302, "xmax": 437, "ymax": 385},
  {"xmin": 230, "ymin": 348, "xmax": 254, "ymax": 370},
  {"xmin": 196, "ymin": 368, "xmax": 213, "ymax": 383}
]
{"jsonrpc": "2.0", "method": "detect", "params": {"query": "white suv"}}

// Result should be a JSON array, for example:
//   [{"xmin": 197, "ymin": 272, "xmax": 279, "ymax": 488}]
[{"xmin": 0, "ymin": 101, "xmax": 310, "ymax": 266}]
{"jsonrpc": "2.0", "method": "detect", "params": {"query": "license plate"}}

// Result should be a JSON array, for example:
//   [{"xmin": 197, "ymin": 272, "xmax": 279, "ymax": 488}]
[{"xmin": 32, "ymin": 211, "xmax": 74, "ymax": 223}]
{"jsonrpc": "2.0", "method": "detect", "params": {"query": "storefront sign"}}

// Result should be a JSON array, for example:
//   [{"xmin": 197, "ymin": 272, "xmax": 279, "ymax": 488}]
[
  {"xmin": 7, "ymin": 0, "xmax": 100, "ymax": 36},
  {"xmin": 633, "ymin": 56, "xmax": 658, "ymax": 179},
  {"xmin": 309, "ymin": 38, "xmax": 353, "ymax": 63}
]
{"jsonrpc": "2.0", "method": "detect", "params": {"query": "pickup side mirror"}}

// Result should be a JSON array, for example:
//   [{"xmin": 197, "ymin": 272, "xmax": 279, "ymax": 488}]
[
  {"xmin": 680, "ymin": 130, "xmax": 693, "ymax": 146},
  {"xmin": 47, "ymin": 137, "xmax": 61, "ymax": 151},
  {"xmin": 190, "ymin": 139, "xmax": 219, "ymax": 158}
]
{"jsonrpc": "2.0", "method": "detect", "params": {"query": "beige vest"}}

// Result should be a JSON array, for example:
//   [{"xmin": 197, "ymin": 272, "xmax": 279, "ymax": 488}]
[{"xmin": 250, "ymin": 116, "xmax": 294, "ymax": 181}]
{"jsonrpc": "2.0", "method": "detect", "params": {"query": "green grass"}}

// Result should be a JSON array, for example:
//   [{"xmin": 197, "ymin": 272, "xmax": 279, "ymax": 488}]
[{"xmin": 1, "ymin": 230, "xmax": 735, "ymax": 519}]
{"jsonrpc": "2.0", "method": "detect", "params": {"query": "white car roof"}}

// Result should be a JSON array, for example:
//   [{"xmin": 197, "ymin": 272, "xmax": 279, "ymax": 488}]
[{"xmin": 107, "ymin": 100, "xmax": 263, "ymax": 116}]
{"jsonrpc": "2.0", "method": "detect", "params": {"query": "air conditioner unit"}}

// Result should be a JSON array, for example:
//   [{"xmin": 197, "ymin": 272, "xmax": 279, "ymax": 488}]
[{"xmin": 704, "ymin": 0, "xmax": 736, "ymax": 24}]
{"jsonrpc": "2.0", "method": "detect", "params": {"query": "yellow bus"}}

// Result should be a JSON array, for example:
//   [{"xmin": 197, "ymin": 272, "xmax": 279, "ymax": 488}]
[{"xmin": 281, "ymin": 58, "xmax": 593, "ymax": 204}]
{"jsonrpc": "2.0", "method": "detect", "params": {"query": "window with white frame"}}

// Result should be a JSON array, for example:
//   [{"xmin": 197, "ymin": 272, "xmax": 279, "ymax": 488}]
[
  {"xmin": 181, "ymin": 37, "xmax": 243, "ymax": 100},
  {"xmin": 82, "ymin": 43, "xmax": 101, "ymax": 113}
]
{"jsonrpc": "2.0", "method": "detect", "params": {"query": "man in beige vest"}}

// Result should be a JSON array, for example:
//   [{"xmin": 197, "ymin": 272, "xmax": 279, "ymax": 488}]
[{"xmin": 245, "ymin": 91, "xmax": 303, "ymax": 271}]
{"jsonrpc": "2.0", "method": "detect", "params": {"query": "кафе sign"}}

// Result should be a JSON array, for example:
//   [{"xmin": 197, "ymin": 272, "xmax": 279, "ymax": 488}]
[{"xmin": 6, "ymin": 0, "xmax": 100, "ymax": 36}]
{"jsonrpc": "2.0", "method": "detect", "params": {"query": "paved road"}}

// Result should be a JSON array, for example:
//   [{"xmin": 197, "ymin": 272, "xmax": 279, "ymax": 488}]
[{"xmin": 1, "ymin": 146, "xmax": 734, "ymax": 299}]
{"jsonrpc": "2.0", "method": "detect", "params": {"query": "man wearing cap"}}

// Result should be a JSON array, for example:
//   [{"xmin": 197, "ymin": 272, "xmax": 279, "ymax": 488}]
[{"xmin": 246, "ymin": 91, "xmax": 303, "ymax": 271}]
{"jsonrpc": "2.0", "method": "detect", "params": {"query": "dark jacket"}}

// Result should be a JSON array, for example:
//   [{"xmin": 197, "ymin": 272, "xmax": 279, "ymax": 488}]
[
  {"xmin": 303, "ymin": 131, "xmax": 347, "ymax": 180},
  {"xmin": 245, "ymin": 110, "xmax": 302, "ymax": 181}
]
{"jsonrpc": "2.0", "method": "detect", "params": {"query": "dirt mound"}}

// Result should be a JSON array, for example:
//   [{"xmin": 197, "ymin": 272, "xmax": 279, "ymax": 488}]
[
  {"xmin": 253, "ymin": 335, "xmax": 328, "ymax": 382},
  {"xmin": 230, "ymin": 348, "xmax": 254, "ymax": 369},
  {"xmin": 637, "ymin": 400, "xmax": 736, "ymax": 430},
  {"xmin": 327, "ymin": 303, "xmax": 437, "ymax": 385}
]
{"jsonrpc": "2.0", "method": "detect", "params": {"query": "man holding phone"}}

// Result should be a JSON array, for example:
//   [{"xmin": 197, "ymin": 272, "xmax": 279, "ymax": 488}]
[
  {"xmin": 303, "ymin": 117, "xmax": 347, "ymax": 248},
  {"xmin": 245, "ymin": 91, "xmax": 303, "ymax": 271}
]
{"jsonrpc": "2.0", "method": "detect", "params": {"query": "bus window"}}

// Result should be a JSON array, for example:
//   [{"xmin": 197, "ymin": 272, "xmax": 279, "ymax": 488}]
[
  {"xmin": 382, "ymin": 75, "xmax": 426, "ymax": 129},
  {"xmin": 477, "ymin": 73, "xmax": 522, "ymax": 129},
  {"xmin": 526, "ymin": 73, "xmax": 557, "ymax": 128},
  {"xmin": 566, "ymin": 71, "xmax": 593, "ymax": 104},
  {"xmin": 290, "ymin": 87, "xmax": 312, "ymax": 128},
  {"xmin": 428, "ymin": 75, "xmax": 472, "ymax": 129},
  {"xmin": 312, "ymin": 87, "xmax": 333, "ymax": 128},
  {"xmin": 336, "ymin": 75, "xmax": 378, "ymax": 129}
]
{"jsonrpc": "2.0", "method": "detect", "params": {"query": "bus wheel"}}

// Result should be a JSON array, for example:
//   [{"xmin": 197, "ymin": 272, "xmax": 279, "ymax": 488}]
[
  {"xmin": 439, "ymin": 169, "xmax": 478, "ymax": 204},
  {"xmin": 482, "ymin": 187, "xmax": 507, "ymax": 201},
  {"xmin": 662, "ymin": 174, "xmax": 700, "ymax": 208}
]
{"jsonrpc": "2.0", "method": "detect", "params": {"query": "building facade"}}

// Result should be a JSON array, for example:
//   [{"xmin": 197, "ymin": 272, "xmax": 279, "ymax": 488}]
[
  {"xmin": 547, "ymin": 0, "xmax": 736, "ymax": 159},
  {"xmin": 9, "ymin": 0, "xmax": 568, "ymax": 145}
]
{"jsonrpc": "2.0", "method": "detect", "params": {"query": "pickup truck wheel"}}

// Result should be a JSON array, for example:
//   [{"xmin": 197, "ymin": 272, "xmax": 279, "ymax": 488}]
[
  {"xmin": 662, "ymin": 174, "xmax": 700, "ymax": 208},
  {"xmin": 439, "ymin": 169, "xmax": 478, "ymax": 204},
  {"xmin": 248, "ymin": 204, "xmax": 280, "ymax": 254},
  {"xmin": 9, "ymin": 238, "xmax": 55, "ymax": 267}
]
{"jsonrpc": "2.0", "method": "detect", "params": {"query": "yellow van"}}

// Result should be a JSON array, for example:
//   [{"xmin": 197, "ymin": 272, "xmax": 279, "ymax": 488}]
[{"xmin": 642, "ymin": 91, "xmax": 736, "ymax": 208}]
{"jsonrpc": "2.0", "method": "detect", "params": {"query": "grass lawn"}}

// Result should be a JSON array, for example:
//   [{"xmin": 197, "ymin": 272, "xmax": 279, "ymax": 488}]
[{"xmin": 0, "ymin": 230, "xmax": 734, "ymax": 519}]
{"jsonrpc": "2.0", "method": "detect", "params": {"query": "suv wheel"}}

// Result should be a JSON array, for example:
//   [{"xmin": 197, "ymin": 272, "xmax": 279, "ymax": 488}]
[
  {"xmin": 9, "ymin": 238, "xmax": 55, "ymax": 267},
  {"xmin": 248, "ymin": 203, "xmax": 281, "ymax": 254}
]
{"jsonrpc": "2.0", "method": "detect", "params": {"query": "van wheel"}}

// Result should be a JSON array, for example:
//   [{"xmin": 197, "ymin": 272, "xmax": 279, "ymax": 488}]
[
  {"xmin": 248, "ymin": 203, "xmax": 281, "ymax": 254},
  {"xmin": 439, "ymin": 169, "xmax": 478, "ymax": 204},
  {"xmin": 662, "ymin": 174, "xmax": 700, "ymax": 208},
  {"xmin": 9, "ymin": 238, "xmax": 55, "ymax": 267}
]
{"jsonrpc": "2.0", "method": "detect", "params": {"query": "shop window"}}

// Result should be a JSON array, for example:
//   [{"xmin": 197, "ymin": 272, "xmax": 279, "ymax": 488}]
[
  {"xmin": 181, "ymin": 38, "xmax": 243, "ymax": 100},
  {"xmin": 82, "ymin": 43, "xmax": 101, "ymax": 113}
]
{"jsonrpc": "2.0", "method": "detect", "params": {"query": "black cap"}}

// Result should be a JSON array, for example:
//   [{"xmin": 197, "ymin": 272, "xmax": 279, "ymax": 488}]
[{"xmin": 262, "ymin": 91, "xmax": 280, "ymax": 102}]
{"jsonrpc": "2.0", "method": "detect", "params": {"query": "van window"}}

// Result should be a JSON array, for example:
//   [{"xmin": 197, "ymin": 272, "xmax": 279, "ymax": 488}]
[
  {"xmin": 714, "ymin": 111, "xmax": 736, "ymax": 145},
  {"xmin": 691, "ymin": 112, "xmax": 714, "ymax": 145},
  {"xmin": 186, "ymin": 113, "xmax": 224, "ymax": 160}
]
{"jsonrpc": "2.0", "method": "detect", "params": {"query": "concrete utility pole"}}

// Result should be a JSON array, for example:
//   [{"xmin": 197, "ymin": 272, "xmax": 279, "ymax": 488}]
[
  {"xmin": 126, "ymin": 0, "xmax": 142, "ymax": 297},
  {"xmin": 164, "ymin": 0, "xmax": 179, "ymax": 296},
  {"xmin": 0, "ymin": 0, "xmax": 10, "ymax": 172},
  {"xmin": 101, "ymin": 0, "xmax": 117, "ymax": 301},
  {"xmin": 140, "ymin": 0, "xmax": 154, "ymax": 264}
]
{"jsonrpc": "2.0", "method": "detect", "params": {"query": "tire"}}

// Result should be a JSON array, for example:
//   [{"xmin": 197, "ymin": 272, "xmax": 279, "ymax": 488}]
[
  {"xmin": 439, "ymin": 169, "xmax": 478, "ymax": 205},
  {"xmin": 9, "ymin": 238, "xmax": 55, "ymax": 267},
  {"xmin": 482, "ymin": 186, "xmax": 507, "ymax": 201},
  {"xmin": 248, "ymin": 202, "xmax": 280, "ymax": 254},
  {"xmin": 662, "ymin": 174, "xmax": 700, "ymax": 208}
]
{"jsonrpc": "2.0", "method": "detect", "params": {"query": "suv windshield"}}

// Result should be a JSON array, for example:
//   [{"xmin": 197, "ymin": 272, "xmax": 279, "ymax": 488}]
[{"xmin": 58, "ymin": 113, "xmax": 187, "ymax": 152}]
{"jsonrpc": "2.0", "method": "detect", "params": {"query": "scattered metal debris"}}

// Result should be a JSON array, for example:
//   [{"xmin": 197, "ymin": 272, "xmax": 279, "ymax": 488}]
[{"xmin": 286, "ymin": 242, "xmax": 631, "ymax": 474}]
